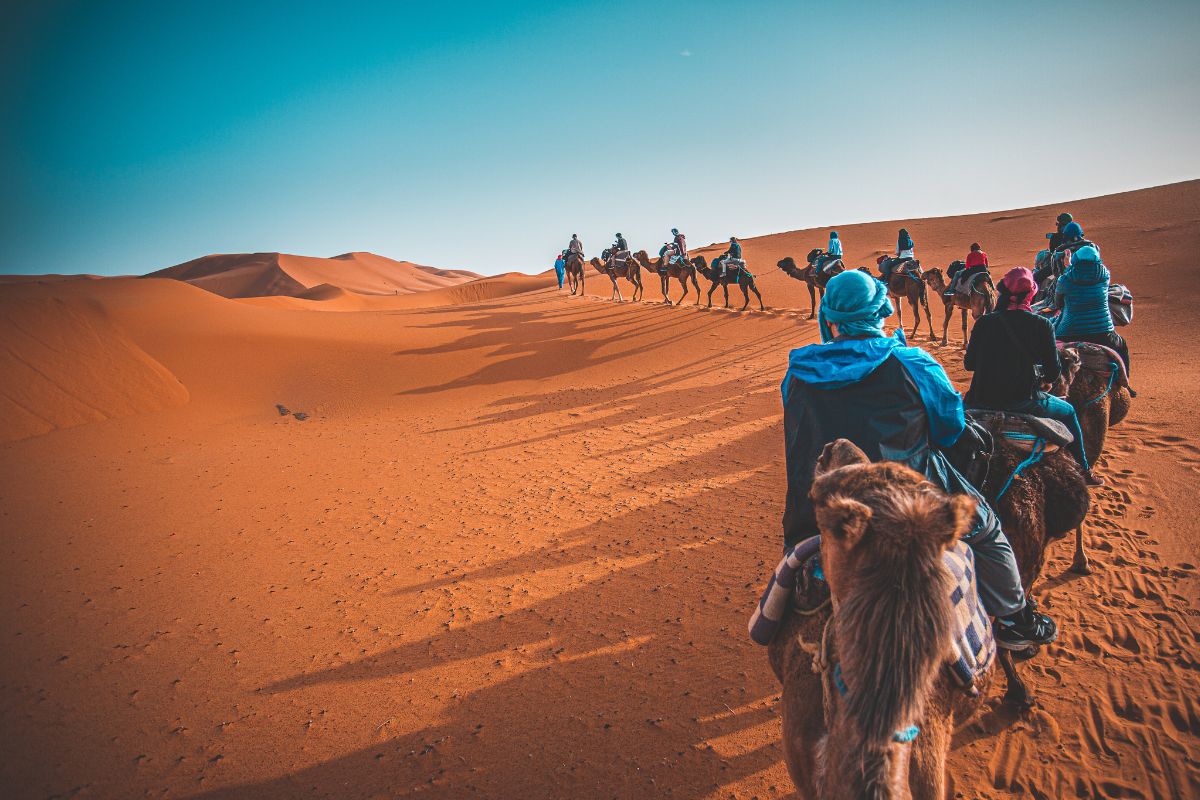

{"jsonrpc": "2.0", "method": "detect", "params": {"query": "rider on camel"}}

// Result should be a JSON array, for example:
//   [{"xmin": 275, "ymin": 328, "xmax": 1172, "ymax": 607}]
[
  {"xmin": 817, "ymin": 230, "xmax": 842, "ymax": 275},
  {"xmin": 568, "ymin": 234, "xmax": 584, "ymax": 258},
  {"xmin": 671, "ymin": 228, "xmax": 688, "ymax": 263},
  {"xmin": 780, "ymin": 270, "xmax": 1058, "ymax": 651},
  {"xmin": 879, "ymin": 228, "xmax": 915, "ymax": 282},
  {"xmin": 964, "ymin": 267, "xmax": 1102, "ymax": 486},
  {"xmin": 717, "ymin": 236, "xmax": 742, "ymax": 278},
  {"xmin": 946, "ymin": 242, "xmax": 989, "ymax": 297},
  {"xmin": 1054, "ymin": 244, "xmax": 1130, "ymax": 377}
]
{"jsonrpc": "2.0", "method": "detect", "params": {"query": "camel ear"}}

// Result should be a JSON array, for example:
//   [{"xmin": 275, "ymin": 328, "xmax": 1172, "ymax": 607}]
[
  {"xmin": 816, "ymin": 439, "xmax": 870, "ymax": 476},
  {"xmin": 816, "ymin": 495, "xmax": 873, "ymax": 548},
  {"xmin": 935, "ymin": 495, "xmax": 977, "ymax": 550}
]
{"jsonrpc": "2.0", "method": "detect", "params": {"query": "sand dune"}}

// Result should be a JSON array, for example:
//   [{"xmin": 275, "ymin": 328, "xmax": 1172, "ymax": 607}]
[
  {"xmin": 149, "ymin": 251, "xmax": 481, "ymax": 299},
  {"xmin": 1, "ymin": 181, "xmax": 1198, "ymax": 798},
  {"xmin": 0, "ymin": 290, "xmax": 188, "ymax": 442}
]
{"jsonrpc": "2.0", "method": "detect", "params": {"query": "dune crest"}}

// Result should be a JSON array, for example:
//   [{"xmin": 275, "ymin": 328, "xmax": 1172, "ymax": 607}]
[{"xmin": 148, "ymin": 251, "xmax": 480, "ymax": 299}]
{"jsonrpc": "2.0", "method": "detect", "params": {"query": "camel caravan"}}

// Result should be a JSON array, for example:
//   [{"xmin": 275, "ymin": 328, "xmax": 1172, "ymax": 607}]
[
  {"xmin": 555, "ymin": 217, "xmax": 1134, "ymax": 794},
  {"xmin": 749, "ymin": 214, "xmax": 1131, "ymax": 797}
]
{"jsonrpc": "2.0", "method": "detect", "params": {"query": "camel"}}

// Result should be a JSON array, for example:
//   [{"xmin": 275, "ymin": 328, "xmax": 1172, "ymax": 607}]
[
  {"xmin": 589, "ymin": 250, "xmax": 644, "ymax": 302},
  {"xmin": 883, "ymin": 266, "xmax": 935, "ymax": 340},
  {"xmin": 768, "ymin": 440, "xmax": 990, "ymax": 799},
  {"xmin": 563, "ymin": 252, "xmax": 585, "ymax": 296},
  {"xmin": 692, "ymin": 255, "xmax": 765, "ymax": 310},
  {"xmin": 778, "ymin": 250, "xmax": 844, "ymax": 319},
  {"xmin": 971, "ymin": 409, "xmax": 1091, "ymax": 705},
  {"xmin": 1055, "ymin": 344, "xmax": 1133, "ymax": 467},
  {"xmin": 637, "ymin": 250, "xmax": 700, "ymax": 305},
  {"xmin": 923, "ymin": 265, "xmax": 996, "ymax": 347}
]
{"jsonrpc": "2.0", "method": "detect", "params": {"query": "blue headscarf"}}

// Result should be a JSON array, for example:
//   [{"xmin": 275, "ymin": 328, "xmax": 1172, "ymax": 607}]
[
  {"xmin": 829, "ymin": 230, "xmax": 839, "ymax": 239},
  {"xmin": 1063, "ymin": 221, "xmax": 1084, "ymax": 240},
  {"xmin": 818, "ymin": 270, "xmax": 894, "ymax": 342}
]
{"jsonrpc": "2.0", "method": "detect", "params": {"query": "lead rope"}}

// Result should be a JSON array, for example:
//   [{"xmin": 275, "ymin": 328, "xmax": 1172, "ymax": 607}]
[
  {"xmin": 994, "ymin": 435, "xmax": 1047, "ymax": 501},
  {"xmin": 1083, "ymin": 362, "xmax": 1119, "ymax": 408}
]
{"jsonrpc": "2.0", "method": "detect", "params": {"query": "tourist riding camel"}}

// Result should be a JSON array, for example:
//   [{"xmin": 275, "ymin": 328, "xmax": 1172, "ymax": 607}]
[
  {"xmin": 879, "ymin": 227, "xmax": 915, "ymax": 282},
  {"xmin": 691, "ymin": 253, "xmax": 765, "ymax": 310},
  {"xmin": 1046, "ymin": 212, "xmax": 1073, "ymax": 255},
  {"xmin": 1054, "ymin": 243, "xmax": 1130, "ymax": 375},
  {"xmin": 670, "ymin": 227, "xmax": 687, "ymax": 263},
  {"xmin": 779, "ymin": 270, "xmax": 1055, "ymax": 651},
  {"xmin": 643, "ymin": 248, "xmax": 700, "ymax": 305},
  {"xmin": 816, "ymin": 230, "xmax": 842, "ymax": 275},
  {"xmin": 715, "ymin": 236, "xmax": 743, "ymax": 279},
  {"xmin": 563, "ymin": 249, "xmax": 585, "ymax": 295},
  {"xmin": 946, "ymin": 242, "xmax": 989, "ymax": 297},
  {"xmin": 568, "ymin": 233, "xmax": 584, "ymax": 258},
  {"xmin": 964, "ymin": 267, "xmax": 1101, "ymax": 486}
]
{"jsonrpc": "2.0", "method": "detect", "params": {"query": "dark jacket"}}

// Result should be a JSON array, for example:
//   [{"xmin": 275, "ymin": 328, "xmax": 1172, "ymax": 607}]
[
  {"xmin": 728, "ymin": 241, "xmax": 743, "ymax": 259},
  {"xmin": 781, "ymin": 334, "xmax": 972, "ymax": 548},
  {"xmin": 964, "ymin": 310, "xmax": 1062, "ymax": 407},
  {"xmin": 614, "ymin": 235, "xmax": 628, "ymax": 252}
]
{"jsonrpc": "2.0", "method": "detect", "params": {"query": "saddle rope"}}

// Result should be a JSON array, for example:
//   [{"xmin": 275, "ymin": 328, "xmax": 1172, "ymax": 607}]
[
  {"xmin": 1083, "ymin": 361, "xmax": 1119, "ymax": 408},
  {"xmin": 994, "ymin": 433, "xmax": 1048, "ymax": 501}
]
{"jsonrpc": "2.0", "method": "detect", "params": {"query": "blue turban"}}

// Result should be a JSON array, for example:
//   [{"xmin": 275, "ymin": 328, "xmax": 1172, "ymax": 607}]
[
  {"xmin": 818, "ymin": 270, "xmax": 894, "ymax": 342},
  {"xmin": 829, "ymin": 230, "xmax": 839, "ymax": 239},
  {"xmin": 1063, "ymin": 221, "xmax": 1084, "ymax": 239}
]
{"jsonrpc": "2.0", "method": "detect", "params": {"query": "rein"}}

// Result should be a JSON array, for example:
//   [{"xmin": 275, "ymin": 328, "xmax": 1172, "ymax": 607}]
[
  {"xmin": 993, "ymin": 433, "xmax": 1048, "ymax": 501},
  {"xmin": 1083, "ymin": 362, "xmax": 1119, "ymax": 407},
  {"xmin": 813, "ymin": 606, "xmax": 921, "ymax": 746}
]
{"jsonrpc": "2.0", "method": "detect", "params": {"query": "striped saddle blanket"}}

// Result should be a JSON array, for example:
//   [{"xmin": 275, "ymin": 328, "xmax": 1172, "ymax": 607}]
[{"xmin": 749, "ymin": 536, "xmax": 996, "ymax": 689}]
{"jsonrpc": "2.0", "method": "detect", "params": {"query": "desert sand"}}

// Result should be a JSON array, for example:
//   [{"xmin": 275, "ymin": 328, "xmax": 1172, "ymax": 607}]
[{"xmin": 1, "ymin": 181, "xmax": 1198, "ymax": 798}]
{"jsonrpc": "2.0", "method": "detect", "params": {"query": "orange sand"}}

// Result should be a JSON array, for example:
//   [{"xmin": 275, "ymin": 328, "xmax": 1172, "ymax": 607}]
[{"xmin": 1, "ymin": 182, "xmax": 1197, "ymax": 798}]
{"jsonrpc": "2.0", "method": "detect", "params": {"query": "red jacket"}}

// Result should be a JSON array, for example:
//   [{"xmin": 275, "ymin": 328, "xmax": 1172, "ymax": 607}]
[{"xmin": 965, "ymin": 250, "xmax": 988, "ymax": 269}]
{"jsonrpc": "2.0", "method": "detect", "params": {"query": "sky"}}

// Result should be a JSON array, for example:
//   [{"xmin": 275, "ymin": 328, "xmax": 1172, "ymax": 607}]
[{"xmin": 2, "ymin": 0, "xmax": 1198, "ymax": 276}]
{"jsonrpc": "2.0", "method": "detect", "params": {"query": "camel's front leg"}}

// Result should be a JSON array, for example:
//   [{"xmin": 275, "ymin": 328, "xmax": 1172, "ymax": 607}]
[
  {"xmin": 661, "ymin": 275, "xmax": 672, "ymax": 304},
  {"xmin": 908, "ymin": 712, "xmax": 951, "ymax": 800},
  {"xmin": 706, "ymin": 282, "xmax": 717, "ymax": 307},
  {"xmin": 910, "ymin": 298, "xmax": 920, "ymax": 338},
  {"xmin": 807, "ymin": 283, "xmax": 817, "ymax": 319},
  {"xmin": 960, "ymin": 308, "xmax": 969, "ymax": 347},
  {"xmin": 941, "ymin": 303, "xmax": 952, "ymax": 346},
  {"xmin": 895, "ymin": 294, "xmax": 904, "ymax": 332},
  {"xmin": 740, "ymin": 284, "xmax": 751, "ymax": 310},
  {"xmin": 611, "ymin": 276, "xmax": 622, "ymax": 302},
  {"xmin": 722, "ymin": 284, "xmax": 730, "ymax": 308},
  {"xmin": 752, "ymin": 284, "xmax": 764, "ymax": 311},
  {"xmin": 691, "ymin": 274, "xmax": 701, "ymax": 305}
]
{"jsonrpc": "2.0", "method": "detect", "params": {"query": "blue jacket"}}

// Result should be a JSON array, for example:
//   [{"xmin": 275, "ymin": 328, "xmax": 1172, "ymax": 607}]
[
  {"xmin": 1055, "ymin": 251, "xmax": 1113, "ymax": 337},
  {"xmin": 728, "ymin": 241, "xmax": 743, "ymax": 259},
  {"xmin": 827, "ymin": 237, "xmax": 843, "ymax": 257},
  {"xmin": 898, "ymin": 232, "xmax": 914, "ymax": 252},
  {"xmin": 780, "ymin": 332, "xmax": 990, "ymax": 547}
]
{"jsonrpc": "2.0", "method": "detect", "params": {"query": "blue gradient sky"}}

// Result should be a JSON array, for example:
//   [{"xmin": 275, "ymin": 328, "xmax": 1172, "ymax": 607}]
[{"xmin": 2, "ymin": 1, "xmax": 1198, "ymax": 276}]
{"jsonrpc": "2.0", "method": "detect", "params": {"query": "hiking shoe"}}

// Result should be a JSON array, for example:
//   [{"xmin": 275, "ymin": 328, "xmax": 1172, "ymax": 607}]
[
  {"xmin": 1085, "ymin": 471, "xmax": 1105, "ymax": 487},
  {"xmin": 996, "ymin": 609, "xmax": 1057, "ymax": 651}
]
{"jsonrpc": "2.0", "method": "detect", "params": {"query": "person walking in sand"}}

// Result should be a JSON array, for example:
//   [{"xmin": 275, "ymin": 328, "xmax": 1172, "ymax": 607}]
[{"xmin": 554, "ymin": 251, "xmax": 566, "ymax": 289}]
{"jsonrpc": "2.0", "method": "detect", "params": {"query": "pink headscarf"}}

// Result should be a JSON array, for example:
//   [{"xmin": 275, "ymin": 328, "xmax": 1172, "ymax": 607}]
[{"xmin": 999, "ymin": 267, "xmax": 1036, "ymax": 312}]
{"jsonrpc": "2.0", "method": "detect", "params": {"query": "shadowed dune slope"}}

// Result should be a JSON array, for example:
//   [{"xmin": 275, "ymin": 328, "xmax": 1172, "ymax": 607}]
[{"xmin": 0, "ymin": 290, "xmax": 188, "ymax": 442}]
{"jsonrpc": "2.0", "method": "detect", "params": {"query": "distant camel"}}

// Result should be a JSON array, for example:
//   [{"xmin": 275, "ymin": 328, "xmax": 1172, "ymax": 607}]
[
  {"xmin": 769, "ymin": 440, "xmax": 991, "ymax": 798},
  {"xmin": 692, "ymin": 255, "xmax": 765, "ymax": 311},
  {"xmin": 589, "ymin": 250, "xmax": 644, "ymax": 302},
  {"xmin": 778, "ymin": 249, "xmax": 843, "ymax": 319},
  {"xmin": 923, "ymin": 265, "xmax": 996, "ymax": 346},
  {"xmin": 638, "ymin": 250, "xmax": 701, "ymax": 305},
  {"xmin": 884, "ymin": 264, "xmax": 935, "ymax": 340},
  {"xmin": 564, "ymin": 252, "xmax": 585, "ymax": 296}
]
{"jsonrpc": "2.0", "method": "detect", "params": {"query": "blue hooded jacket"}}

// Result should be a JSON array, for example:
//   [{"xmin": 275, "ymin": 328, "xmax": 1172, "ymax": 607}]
[
  {"xmin": 827, "ymin": 231, "xmax": 843, "ymax": 258},
  {"xmin": 1055, "ymin": 246, "xmax": 1113, "ymax": 337},
  {"xmin": 780, "ymin": 331, "xmax": 991, "ymax": 547}
]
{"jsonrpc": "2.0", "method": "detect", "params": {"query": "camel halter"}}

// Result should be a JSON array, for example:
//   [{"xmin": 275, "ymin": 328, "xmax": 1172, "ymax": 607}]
[{"xmin": 813, "ymin": 594, "xmax": 921, "ymax": 745}]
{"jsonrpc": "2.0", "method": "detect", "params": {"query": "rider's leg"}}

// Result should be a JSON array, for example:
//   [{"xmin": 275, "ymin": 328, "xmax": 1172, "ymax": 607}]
[{"xmin": 1010, "ymin": 393, "xmax": 1089, "ymax": 472}]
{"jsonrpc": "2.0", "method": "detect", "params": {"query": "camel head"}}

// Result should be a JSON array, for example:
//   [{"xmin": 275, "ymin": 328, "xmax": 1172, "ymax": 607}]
[
  {"xmin": 589, "ymin": 257, "xmax": 606, "ymax": 274},
  {"xmin": 691, "ymin": 254, "xmax": 710, "ymax": 276},
  {"xmin": 810, "ymin": 440, "xmax": 976, "ymax": 793},
  {"xmin": 778, "ymin": 256, "xmax": 801, "ymax": 275},
  {"xmin": 922, "ymin": 267, "xmax": 945, "ymax": 291},
  {"xmin": 632, "ymin": 250, "xmax": 652, "ymax": 268},
  {"xmin": 1052, "ymin": 345, "xmax": 1083, "ymax": 397}
]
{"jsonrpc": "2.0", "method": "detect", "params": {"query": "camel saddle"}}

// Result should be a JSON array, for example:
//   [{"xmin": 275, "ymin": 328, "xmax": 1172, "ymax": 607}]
[
  {"xmin": 749, "ymin": 536, "xmax": 996, "ymax": 691},
  {"xmin": 609, "ymin": 249, "xmax": 631, "ymax": 268},
  {"xmin": 1061, "ymin": 341, "xmax": 1130, "ymax": 388},
  {"xmin": 954, "ymin": 271, "xmax": 993, "ymax": 299},
  {"xmin": 967, "ymin": 410, "xmax": 1072, "ymax": 453}
]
